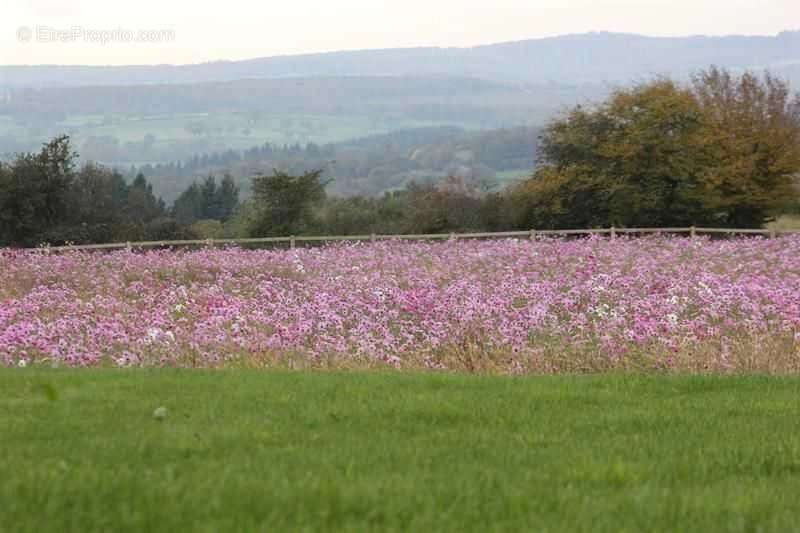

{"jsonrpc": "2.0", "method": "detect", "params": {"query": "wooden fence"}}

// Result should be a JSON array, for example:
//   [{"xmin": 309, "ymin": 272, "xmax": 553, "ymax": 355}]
[{"xmin": 31, "ymin": 226, "xmax": 800, "ymax": 253}]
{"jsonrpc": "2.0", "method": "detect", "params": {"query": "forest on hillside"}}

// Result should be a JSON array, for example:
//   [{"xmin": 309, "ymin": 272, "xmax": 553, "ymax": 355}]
[
  {"xmin": 2, "ymin": 69, "xmax": 798, "ymax": 248},
  {"xmin": 0, "ymin": 77, "xmax": 591, "ymax": 164},
  {"xmin": 127, "ymin": 126, "xmax": 540, "ymax": 201}
]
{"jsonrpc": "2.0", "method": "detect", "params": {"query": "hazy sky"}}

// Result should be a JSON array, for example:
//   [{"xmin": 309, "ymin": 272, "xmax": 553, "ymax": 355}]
[{"xmin": 1, "ymin": 0, "xmax": 798, "ymax": 66}]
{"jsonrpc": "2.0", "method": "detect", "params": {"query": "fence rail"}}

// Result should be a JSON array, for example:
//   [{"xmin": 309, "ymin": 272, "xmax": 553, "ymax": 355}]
[{"xmin": 33, "ymin": 226, "xmax": 800, "ymax": 252}]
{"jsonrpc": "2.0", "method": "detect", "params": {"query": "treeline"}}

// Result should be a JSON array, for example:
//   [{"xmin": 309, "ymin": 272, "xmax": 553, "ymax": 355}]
[
  {"xmin": 0, "ymin": 137, "xmax": 514, "ymax": 247},
  {"xmin": 172, "ymin": 67, "xmax": 800, "ymax": 238},
  {"xmin": 168, "ymin": 170, "xmax": 510, "ymax": 239},
  {"xmin": 129, "ymin": 125, "xmax": 540, "ymax": 201},
  {"xmin": 0, "ymin": 76, "xmax": 582, "ymax": 127},
  {"xmin": 0, "ymin": 136, "xmax": 194, "ymax": 247},
  {"xmin": 1, "ymin": 68, "xmax": 798, "ymax": 248},
  {"xmin": 518, "ymin": 68, "xmax": 800, "ymax": 228}
]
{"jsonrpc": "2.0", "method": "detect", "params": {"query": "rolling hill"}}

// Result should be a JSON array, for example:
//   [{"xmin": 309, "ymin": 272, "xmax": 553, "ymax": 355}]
[{"xmin": 2, "ymin": 31, "xmax": 799, "ymax": 88}]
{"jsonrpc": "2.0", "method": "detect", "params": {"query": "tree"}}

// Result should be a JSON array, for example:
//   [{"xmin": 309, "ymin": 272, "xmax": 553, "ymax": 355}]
[
  {"xmin": 248, "ymin": 169, "xmax": 328, "ymax": 237},
  {"xmin": 172, "ymin": 183, "xmax": 203, "ymax": 226},
  {"xmin": 0, "ymin": 137, "xmax": 195, "ymax": 247},
  {"xmin": 124, "ymin": 173, "xmax": 165, "ymax": 224},
  {"xmin": 518, "ymin": 79, "xmax": 709, "ymax": 228},
  {"xmin": 690, "ymin": 67, "xmax": 800, "ymax": 226},
  {"xmin": 217, "ymin": 174, "xmax": 240, "ymax": 221},
  {"xmin": 404, "ymin": 177, "xmax": 485, "ymax": 233},
  {"xmin": 50, "ymin": 163, "xmax": 130, "ymax": 243},
  {"xmin": 517, "ymin": 70, "xmax": 800, "ymax": 229},
  {"xmin": 200, "ymin": 175, "xmax": 220, "ymax": 220},
  {"xmin": 0, "ymin": 135, "xmax": 77, "ymax": 246},
  {"xmin": 172, "ymin": 174, "xmax": 239, "ymax": 225}
]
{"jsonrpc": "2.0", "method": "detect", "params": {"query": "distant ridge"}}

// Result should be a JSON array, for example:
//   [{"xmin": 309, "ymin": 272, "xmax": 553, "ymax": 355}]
[{"xmin": 2, "ymin": 30, "xmax": 799, "ymax": 88}]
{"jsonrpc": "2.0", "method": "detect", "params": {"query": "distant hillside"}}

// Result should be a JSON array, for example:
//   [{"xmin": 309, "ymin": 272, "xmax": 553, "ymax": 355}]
[
  {"xmin": 131, "ymin": 125, "xmax": 540, "ymax": 201},
  {"xmin": 3, "ymin": 30, "xmax": 798, "ymax": 172},
  {"xmin": 0, "ymin": 76, "xmax": 594, "ymax": 119},
  {"xmin": 0, "ymin": 76, "xmax": 596, "ymax": 162},
  {"xmin": 2, "ymin": 31, "xmax": 799, "ymax": 88}
]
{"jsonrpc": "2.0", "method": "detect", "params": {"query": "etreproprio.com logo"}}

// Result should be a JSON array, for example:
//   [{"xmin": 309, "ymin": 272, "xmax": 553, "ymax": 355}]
[{"xmin": 17, "ymin": 25, "xmax": 176, "ymax": 45}]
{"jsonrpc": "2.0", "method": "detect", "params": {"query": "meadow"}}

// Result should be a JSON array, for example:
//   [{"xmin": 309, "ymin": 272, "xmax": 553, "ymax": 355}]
[
  {"xmin": 2, "ymin": 236, "xmax": 799, "ymax": 372},
  {"xmin": 3, "ymin": 371, "xmax": 800, "ymax": 532},
  {"xmin": 4, "ymin": 237, "xmax": 800, "ymax": 532}
]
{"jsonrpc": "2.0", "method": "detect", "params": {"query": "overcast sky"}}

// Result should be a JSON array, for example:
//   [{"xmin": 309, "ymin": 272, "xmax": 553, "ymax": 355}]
[{"xmin": 1, "ymin": 0, "xmax": 798, "ymax": 66}]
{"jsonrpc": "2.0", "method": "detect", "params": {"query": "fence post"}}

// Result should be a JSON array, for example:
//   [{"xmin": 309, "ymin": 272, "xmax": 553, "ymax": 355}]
[
  {"xmin": 690, "ymin": 226, "xmax": 696, "ymax": 239},
  {"xmin": 370, "ymin": 233, "xmax": 376, "ymax": 243},
  {"xmin": 206, "ymin": 238, "xmax": 214, "ymax": 249},
  {"xmin": 769, "ymin": 229, "xmax": 777, "ymax": 239},
  {"xmin": 125, "ymin": 241, "xmax": 132, "ymax": 252},
  {"xmin": 290, "ymin": 236, "xmax": 296, "ymax": 249},
  {"xmin": 529, "ymin": 228, "xmax": 536, "ymax": 241},
  {"xmin": 610, "ymin": 226, "xmax": 616, "ymax": 239},
  {"xmin": 449, "ymin": 232, "xmax": 456, "ymax": 241}
]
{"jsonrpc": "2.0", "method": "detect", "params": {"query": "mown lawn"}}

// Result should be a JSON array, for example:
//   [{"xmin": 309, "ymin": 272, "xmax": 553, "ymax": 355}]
[{"xmin": 2, "ymin": 370, "xmax": 800, "ymax": 532}]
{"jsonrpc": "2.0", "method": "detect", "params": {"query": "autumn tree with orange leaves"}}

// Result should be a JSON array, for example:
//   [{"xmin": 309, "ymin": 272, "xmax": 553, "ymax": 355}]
[{"xmin": 513, "ymin": 68, "xmax": 800, "ymax": 229}]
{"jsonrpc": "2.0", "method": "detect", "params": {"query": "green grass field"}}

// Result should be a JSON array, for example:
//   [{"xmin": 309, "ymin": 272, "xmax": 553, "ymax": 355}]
[{"xmin": 2, "ymin": 370, "xmax": 800, "ymax": 532}]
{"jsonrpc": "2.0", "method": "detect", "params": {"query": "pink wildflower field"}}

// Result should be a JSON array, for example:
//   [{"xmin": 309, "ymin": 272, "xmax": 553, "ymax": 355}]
[{"xmin": 2, "ymin": 236, "xmax": 799, "ymax": 373}]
